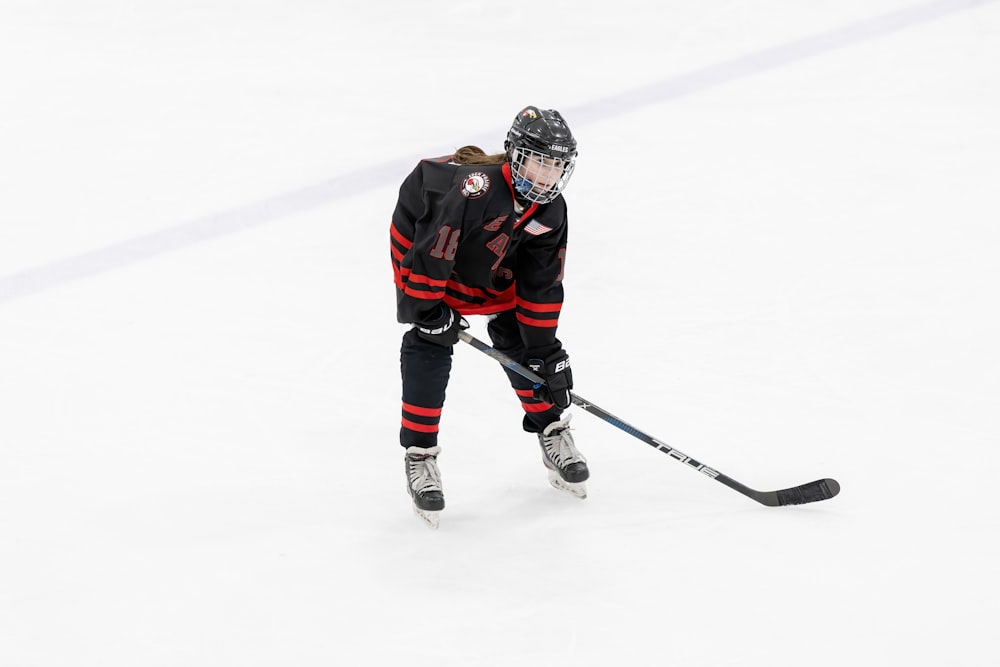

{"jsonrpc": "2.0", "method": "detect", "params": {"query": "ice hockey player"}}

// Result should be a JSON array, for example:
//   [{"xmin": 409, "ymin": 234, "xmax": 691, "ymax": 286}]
[{"xmin": 389, "ymin": 106, "xmax": 588, "ymax": 528}]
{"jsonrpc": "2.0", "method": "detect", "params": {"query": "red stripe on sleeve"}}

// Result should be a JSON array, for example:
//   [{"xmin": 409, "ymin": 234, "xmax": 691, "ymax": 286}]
[
  {"xmin": 405, "ymin": 286, "xmax": 444, "ymax": 300},
  {"xmin": 406, "ymin": 272, "xmax": 449, "ymax": 288},
  {"xmin": 390, "ymin": 223, "xmax": 413, "ymax": 249}
]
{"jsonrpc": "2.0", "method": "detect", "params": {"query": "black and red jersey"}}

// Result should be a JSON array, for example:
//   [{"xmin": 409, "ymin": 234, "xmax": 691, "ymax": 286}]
[{"xmin": 390, "ymin": 154, "xmax": 568, "ymax": 356}]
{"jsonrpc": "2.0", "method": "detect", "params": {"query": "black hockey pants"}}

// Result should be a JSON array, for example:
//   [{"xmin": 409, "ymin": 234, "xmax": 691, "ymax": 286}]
[{"xmin": 399, "ymin": 310, "xmax": 562, "ymax": 449}]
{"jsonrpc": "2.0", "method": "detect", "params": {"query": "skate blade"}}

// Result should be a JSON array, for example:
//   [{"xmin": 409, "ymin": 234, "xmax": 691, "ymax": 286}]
[
  {"xmin": 547, "ymin": 469, "xmax": 587, "ymax": 499},
  {"xmin": 413, "ymin": 505, "xmax": 441, "ymax": 529}
]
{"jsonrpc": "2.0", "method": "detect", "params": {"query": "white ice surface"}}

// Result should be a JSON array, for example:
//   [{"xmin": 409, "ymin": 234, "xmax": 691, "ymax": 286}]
[{"xmin": 2, "ymin": 1, "xmax": 999, "ymax": 665}]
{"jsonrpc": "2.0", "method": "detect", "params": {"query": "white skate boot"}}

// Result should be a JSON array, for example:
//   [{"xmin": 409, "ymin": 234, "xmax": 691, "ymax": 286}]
[
  {"xmin": 537, "ymin": 414, "xmax": 589, "ymax": 499},
  {"xmin": 405, "ymin": 446, "xmax": 444, "ymax": 528}
]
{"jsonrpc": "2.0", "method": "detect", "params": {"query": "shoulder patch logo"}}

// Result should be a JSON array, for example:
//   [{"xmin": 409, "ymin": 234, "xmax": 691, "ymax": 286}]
[{"xmin": 461, "ymin": 172, "xmax": 491, "ymax": 199}]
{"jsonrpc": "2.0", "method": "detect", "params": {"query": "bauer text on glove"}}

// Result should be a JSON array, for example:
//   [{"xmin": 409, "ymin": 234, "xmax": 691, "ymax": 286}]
[
  {"xmin": 415, "ymin": 305, "xmax": 468, "ymax": 347},
  {"xmin": 526, "ymin": 351, "xmax": 573, "ymax": 409}
]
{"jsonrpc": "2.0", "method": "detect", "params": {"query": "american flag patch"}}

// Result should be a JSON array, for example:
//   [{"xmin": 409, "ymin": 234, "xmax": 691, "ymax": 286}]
[{"xmin": 524, "ymin": 220, "xmax": 553, "ymax": 236}]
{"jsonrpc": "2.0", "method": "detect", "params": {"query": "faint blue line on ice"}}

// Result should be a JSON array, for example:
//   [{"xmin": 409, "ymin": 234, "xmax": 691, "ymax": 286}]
[
  {"xmin": 563, "ymin": 0, "xmax": 995, "ymax": 126},
  {"xmin": 0, "ymin": 0, "xmax": 992, "ymax": 304},
  {"xmin": 0, "ymin": 163, "xmax": 411, "ymax": 303}
]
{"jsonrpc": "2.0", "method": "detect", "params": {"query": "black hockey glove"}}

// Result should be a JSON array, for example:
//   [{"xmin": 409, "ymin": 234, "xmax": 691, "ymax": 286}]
[
  {"xmin": 415, "ymin": 305, "xmax": 468, "ymax": 347},
  {"xmin": 526, "ymin": 350, "xmax": 573, "ymax": 410}
]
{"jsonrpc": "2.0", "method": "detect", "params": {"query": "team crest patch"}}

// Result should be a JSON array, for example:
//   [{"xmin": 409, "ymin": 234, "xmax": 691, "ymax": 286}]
[{"xmin": 461, "ymin": 172, "xmax": 491, "ymax": 199}]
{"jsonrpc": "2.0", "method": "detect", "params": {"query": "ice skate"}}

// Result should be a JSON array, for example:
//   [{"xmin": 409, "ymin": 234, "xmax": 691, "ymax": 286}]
[
  {"xmin": 405, "ymin": 446, "xmax": 444, "ymax": 528},
  {"xmin": 538, "ymin": 414, "xmax": 589, "ymax": 499}
]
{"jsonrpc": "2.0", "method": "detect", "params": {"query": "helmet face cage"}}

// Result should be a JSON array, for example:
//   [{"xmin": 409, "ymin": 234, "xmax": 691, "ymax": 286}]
[
  {"xmin": 508, "ymin": 146, "xmax": 576, "ymax": 205},
  {"xmin": 505, "ymin": 107, "xmax": 578, "ymax": 205}
]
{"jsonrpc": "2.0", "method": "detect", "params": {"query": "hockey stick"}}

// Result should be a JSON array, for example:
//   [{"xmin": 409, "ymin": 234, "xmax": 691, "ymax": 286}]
[{"xmin": 458, "ymin": 330, "xmax": 840, "ymax": 507}]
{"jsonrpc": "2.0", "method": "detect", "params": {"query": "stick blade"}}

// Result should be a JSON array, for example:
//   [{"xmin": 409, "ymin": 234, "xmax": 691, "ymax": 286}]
[{"xmin": 772, "ymin": 478, "xmax": 840, "ymax": 506}]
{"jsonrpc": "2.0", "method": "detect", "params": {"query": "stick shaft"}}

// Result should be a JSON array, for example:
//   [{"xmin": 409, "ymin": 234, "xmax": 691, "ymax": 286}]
[{"xmin": 458, "ymin": 330, "xmax": 839, "ymax": 506}]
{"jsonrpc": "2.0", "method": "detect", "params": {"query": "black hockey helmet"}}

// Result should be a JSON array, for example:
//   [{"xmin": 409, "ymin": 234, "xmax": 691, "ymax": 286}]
[{"xmin": 504, "ymin": 106, "xmax": 578, "ymax": 205}]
